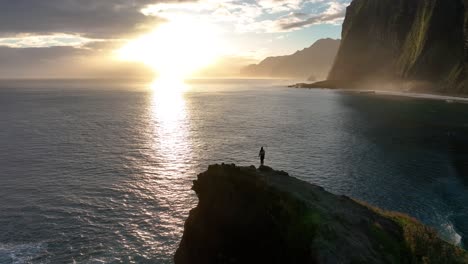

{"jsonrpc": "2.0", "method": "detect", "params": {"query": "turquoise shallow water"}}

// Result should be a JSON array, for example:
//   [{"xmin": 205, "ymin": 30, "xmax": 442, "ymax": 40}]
[{"xmin": 0, "ymin": 79, "xmax": 467, "ymax": 263}]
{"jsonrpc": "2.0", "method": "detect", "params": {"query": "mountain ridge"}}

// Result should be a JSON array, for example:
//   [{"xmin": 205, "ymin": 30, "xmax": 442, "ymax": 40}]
[{"xmin": 241, "ymin": 38, "xmax": 340, "ymax": 80}]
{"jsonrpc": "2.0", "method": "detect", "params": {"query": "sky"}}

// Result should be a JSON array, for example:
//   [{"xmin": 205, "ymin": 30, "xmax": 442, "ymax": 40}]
[{"xmin": 0, "ymin": 0, "xmax": 351, "ymax": 79}]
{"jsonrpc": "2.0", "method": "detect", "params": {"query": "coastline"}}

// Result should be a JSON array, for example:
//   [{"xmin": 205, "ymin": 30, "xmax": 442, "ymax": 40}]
[
  {"xmin": 289, "ymin": 82, "xmax": 468, "ymax": 104},
  {"xmin": 343, "ymin": 90, "xmax": 468, "ymax": 104}
]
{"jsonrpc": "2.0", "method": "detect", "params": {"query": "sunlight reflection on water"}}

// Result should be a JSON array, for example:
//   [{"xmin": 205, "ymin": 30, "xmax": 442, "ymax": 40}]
[
  {"xmin": 121, "ymin": 80, "xmax": 195, "ymax": 261},
  {"xmin": 150, "ymin": 80, "xmax": 193, "ymax": 172},
  {"xmin": 2, "ymin": 80, "xmax": 467, "ymax": 262}
]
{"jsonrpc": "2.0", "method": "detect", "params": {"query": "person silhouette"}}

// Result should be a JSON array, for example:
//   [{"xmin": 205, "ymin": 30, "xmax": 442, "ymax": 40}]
[{"xmin": 259, "ymin": 147, "xmax": 265, "ymax": 166}]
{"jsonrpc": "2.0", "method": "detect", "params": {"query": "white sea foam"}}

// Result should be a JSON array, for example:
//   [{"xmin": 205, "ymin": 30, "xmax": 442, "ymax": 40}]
[
  {"xmin": 353, "ymin": 90, "xmax": 468, "ymax": 103},
  {"xmin": 441, "ymin": 222, "xmax": 463, "ymax": 246},
  {"xmin": 0, "ymin": 243, "xmax": 46, "ymax": 264}
]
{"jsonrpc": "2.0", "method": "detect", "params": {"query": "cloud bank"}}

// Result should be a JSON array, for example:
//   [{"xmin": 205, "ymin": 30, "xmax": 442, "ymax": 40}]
[
  {"xmin": 0, "ymin": 0, "xmax": 168, "ymax": 38},
  {"xmin": 0, "ymin": 0, "xmax": 350, "ymax": 78}
]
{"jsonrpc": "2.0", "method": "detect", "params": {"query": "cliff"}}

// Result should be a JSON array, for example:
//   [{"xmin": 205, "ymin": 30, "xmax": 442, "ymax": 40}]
[
  {"xmin": 175, "ymin": 164, "xmax": 468, "ymax": 264},
  {"xmin": 327, "ymin": 0, "xmax": 468, "ymax": 94},
  {"xmin": 241, "ymin": 39, "xmax": 340, "ymax": 80}
]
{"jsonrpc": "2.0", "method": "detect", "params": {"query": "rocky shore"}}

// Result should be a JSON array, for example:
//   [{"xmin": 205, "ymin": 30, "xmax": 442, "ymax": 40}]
[
  {"xmin": 288, "ymin": 80, "xmax": 347, "ymax": 89},
  {"xmin": 175, "ymin": 164, "xmax": 468, "ymax": 264}
]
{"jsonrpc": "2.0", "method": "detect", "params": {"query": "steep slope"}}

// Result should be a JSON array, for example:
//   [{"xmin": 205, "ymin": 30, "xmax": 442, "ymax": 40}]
[
  {"xmin": 242, "ymin": 38, "xmax": 340, "ymax": 80},
  {"xmin": 328, "ymin": 0, "xmax": 467, "ymax": 93},
  {"xmin": 175, "ymin": 164, "xmax": 468, "ymax": 264}
]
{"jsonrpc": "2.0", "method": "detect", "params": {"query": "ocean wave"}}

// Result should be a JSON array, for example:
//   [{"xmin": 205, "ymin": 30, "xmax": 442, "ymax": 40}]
[
  {"xmin": 0, "ymin": 242, "xmax": 47, "ymax": 264},
  {"xmin": 441, "ymin": 222, "xmax": 463, "ymax": 246}
]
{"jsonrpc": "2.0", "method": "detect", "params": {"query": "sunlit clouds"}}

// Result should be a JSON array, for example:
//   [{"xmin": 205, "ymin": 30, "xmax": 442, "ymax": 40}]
[
  {"xmin": 117, "ymin": 17, "xmax": 223, "ymax": 80},
  {"xmin": 0, "ymin": 0, "xmax": 351, "ymax": 79},
  {"xmin": 115, "ymin": 0, "xmax": 350, "ymax": 81},
  {"xmin": 0, "ymin": 34, "xmax": 94, "ymax": 48},
  {"xmin": 141, "ymin": 0, "xmax": 349, "ymax": 34}
]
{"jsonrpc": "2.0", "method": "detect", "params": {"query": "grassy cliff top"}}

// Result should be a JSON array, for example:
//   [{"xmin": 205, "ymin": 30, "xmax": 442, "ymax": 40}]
[{"xmin": 175, "ymin": 164, "xmax": 467, "ymax": 264}]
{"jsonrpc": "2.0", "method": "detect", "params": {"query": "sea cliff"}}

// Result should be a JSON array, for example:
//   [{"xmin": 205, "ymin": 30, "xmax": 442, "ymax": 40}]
[
  {"xmin": 175, "ymin": 164, "xmax": 467, "ymax": 264},
  {"xmin": 303, "ymin": 0, "xmax": 468, "ymax": 94}
]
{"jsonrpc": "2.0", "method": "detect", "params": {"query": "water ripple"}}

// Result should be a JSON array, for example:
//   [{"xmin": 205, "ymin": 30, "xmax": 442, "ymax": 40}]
[{"xmin": 0, "ymin": 80, "xmax": 467, "ymax": 262}]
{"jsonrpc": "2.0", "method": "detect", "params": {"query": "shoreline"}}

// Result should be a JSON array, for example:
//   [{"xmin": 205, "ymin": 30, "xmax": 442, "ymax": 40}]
[
  {"xmin": 289, "ymin": 82, "xmax": 468, "ymax": 104},
  {"xmin": 341, "ymin": 89, "xmax": 468, "ymax": 104}
]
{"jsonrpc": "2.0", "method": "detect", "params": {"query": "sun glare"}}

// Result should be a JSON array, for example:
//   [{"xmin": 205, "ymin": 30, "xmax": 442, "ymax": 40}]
[
  {"xmin": 150, "ymin": 77, "xmax": 189, "ymax": 95},
  {"xmin": 117, "ymin": 17, "xmax": 222, "ymax": 83}
]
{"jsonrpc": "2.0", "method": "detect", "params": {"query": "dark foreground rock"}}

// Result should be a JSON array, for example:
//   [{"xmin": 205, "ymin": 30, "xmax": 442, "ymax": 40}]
[{"xmin": 175, "ymin": 164, "xmax": 468, "ymax": 264}]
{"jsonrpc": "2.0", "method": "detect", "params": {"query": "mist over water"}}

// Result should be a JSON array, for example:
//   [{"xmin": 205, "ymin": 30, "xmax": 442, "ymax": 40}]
[{"xmin": 0, "ymin": 79, "xmax": 467, "ymax": 263}]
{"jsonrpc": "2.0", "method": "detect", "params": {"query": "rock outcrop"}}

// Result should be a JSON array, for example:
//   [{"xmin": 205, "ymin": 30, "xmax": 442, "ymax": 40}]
[
  {"xmin": 326, "ymin": 0, "xmax": 468, "ymax": 94},
  {"xmin": 241, "ymin": 39, "xmax": 340, "ymax": 80},
  {"xmin": 175, "ymin": 164, "xmax": 468, "ymax": 264}
]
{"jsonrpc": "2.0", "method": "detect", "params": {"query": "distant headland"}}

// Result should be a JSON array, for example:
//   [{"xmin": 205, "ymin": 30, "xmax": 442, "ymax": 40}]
[{"xmin": 241, "ymin": 38, "xmax": 340, "ymax": 81}]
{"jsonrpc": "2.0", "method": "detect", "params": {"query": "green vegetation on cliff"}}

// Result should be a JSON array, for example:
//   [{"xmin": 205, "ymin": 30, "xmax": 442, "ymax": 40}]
[
  {"xmin": 328, "ymin": 0, "xmax": 468, "ymax": 94},
  {"xmin": 175, "ymin": 164, "xmax": 467, "ymax": 264}
]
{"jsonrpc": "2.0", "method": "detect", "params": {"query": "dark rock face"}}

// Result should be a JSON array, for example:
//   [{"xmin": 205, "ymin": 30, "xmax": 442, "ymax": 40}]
[
  {"xmin": 241, "ymin": 39, "xmax": 340, "ymax": 80},
  {"xmin": 449, "ymin": 129, "xmax": 468, "ymax": 185},
  {"xmin": 175, "ymin": 164, "xmax": 468, "ymax": 264},
  {"xmin": 328, "ymin": 0, "xmax": 467, "ymax": 93},
  {"xmin": 175, "ymin": 165, "xmax": 321, "ymax": 263}
]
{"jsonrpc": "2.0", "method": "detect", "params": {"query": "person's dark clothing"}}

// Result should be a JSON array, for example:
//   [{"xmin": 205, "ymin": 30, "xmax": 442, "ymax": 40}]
[{"xmin": 259, "ymin": 148, "xmax": 265, "ymax": 166}]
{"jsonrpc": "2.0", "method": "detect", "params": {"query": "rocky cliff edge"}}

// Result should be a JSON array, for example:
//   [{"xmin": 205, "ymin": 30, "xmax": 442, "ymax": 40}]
[{"xmin": 175, "ymin": 164, "xmax": 468, "ymax": 264}]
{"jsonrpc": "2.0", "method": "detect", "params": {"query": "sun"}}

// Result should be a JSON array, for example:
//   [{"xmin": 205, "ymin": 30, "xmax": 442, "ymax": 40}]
[{"xmin": 117, "ymin": 17, "xmax": 222, "ymax": 82}]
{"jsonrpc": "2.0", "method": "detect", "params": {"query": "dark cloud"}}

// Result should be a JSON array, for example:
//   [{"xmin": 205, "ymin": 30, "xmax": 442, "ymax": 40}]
[
  {"xmin": 0, "ymin": 0, "xmax": 192, "ymax": 39},
  {"xmin": 0, "ymin": 46, "xmax": 86, "ymax": 78},
  {"xmin": 83, "ymin": 40, "xmax": 127, "ymax": 51},
  {"xmin": 280, "ymin": 11, "xmax": 345, "ymax": 30},
  {"xmin": 0, "ymin": 45, "xmax": 152, "ymax": 78},
  {"xmin": 0, "ymin": 46, "xmax": 86, "ymax": 64},
  {"xmin": 291, "ymin": 12, "xmax": 308, "ymax": 18}
]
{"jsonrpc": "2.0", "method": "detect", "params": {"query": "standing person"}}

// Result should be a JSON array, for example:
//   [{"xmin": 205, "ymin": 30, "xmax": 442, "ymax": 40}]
[{"xmin": 259, "ymin": 147, "xmax": 265, "ymax": 166}]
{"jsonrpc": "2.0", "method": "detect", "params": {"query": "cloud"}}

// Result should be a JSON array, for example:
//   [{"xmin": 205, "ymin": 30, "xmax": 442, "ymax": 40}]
[
  {"xmin": 193, "ymin": 55, "xmax": 259, "ymax": 77},
  {"xmin": 0, "ymin": 45, "xmax": 152, "ymax": 79},
  {"xmin": 0, "ymin": 46, "xmax": 86, "ymax": 78},
  {"xmin": 0, "ymin": 0, "xmax": 351, "ymax": 78},
  {"xmin": 0, "ymin": 0, "xmax": 349, "ymax": 40},
  {"xmin": 144, "ymin": 0, "xmax": 349, "ymax": 34},
  {"xmin": 0, "ymin": 34, "xmax": 93, "ymax": 48},
  {"xmin": 258, "ymin": 0, "xmax": 304, "ymax": 13},
  {"xmin": 279, "ymin": 12, "xmax": 345, "ymax": 30},
  {"xmin": 0, "ymin": 0, "xmax": 184, "ymax": 39},
  {"xmin": 279, "ymin": 1, "xmax": 348, "ymax": 30}
]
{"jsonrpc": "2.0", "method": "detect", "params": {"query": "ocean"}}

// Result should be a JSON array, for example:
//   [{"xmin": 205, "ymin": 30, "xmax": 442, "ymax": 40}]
[{"xmin": 0, "ymin": 79, "xmax": 467, "ymax": 263}]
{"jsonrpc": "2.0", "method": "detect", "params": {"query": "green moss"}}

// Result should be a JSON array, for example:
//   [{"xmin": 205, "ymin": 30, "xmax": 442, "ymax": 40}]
[
  {"xmin": 389, "ymin": 214, "xmax": 468, "ymax": 264},
  {"xmin": 330, "ymin": 0, "xmax": 467, "ymax": 92},
  {"xmin": 397, "ymin": 0, "xmax": 436, "ymax": 77},
  {"xmin": 444, "ymin": 63, "xmax": 467, "ymax": 93},
  {"xmin": 341, "ymin": 0, "xmax": 368, "ymax": 39},
  {"xmin": 271, "ymin": 191, "xmax": 321, "ymax": 248},
  {"xmin": 369, "ymin": 222, "xmax": 408, "ymax": 263},
  {"xmin": 302, "ymin": 211, "xmax": 321, "ymax": 227},
  {"xmin": 183, "ymin": 165, "xmax": 468, "ymax": 263},
  {"xmin": 355, "ymin": 200, "xmax": 468, "ymax": 264}
]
